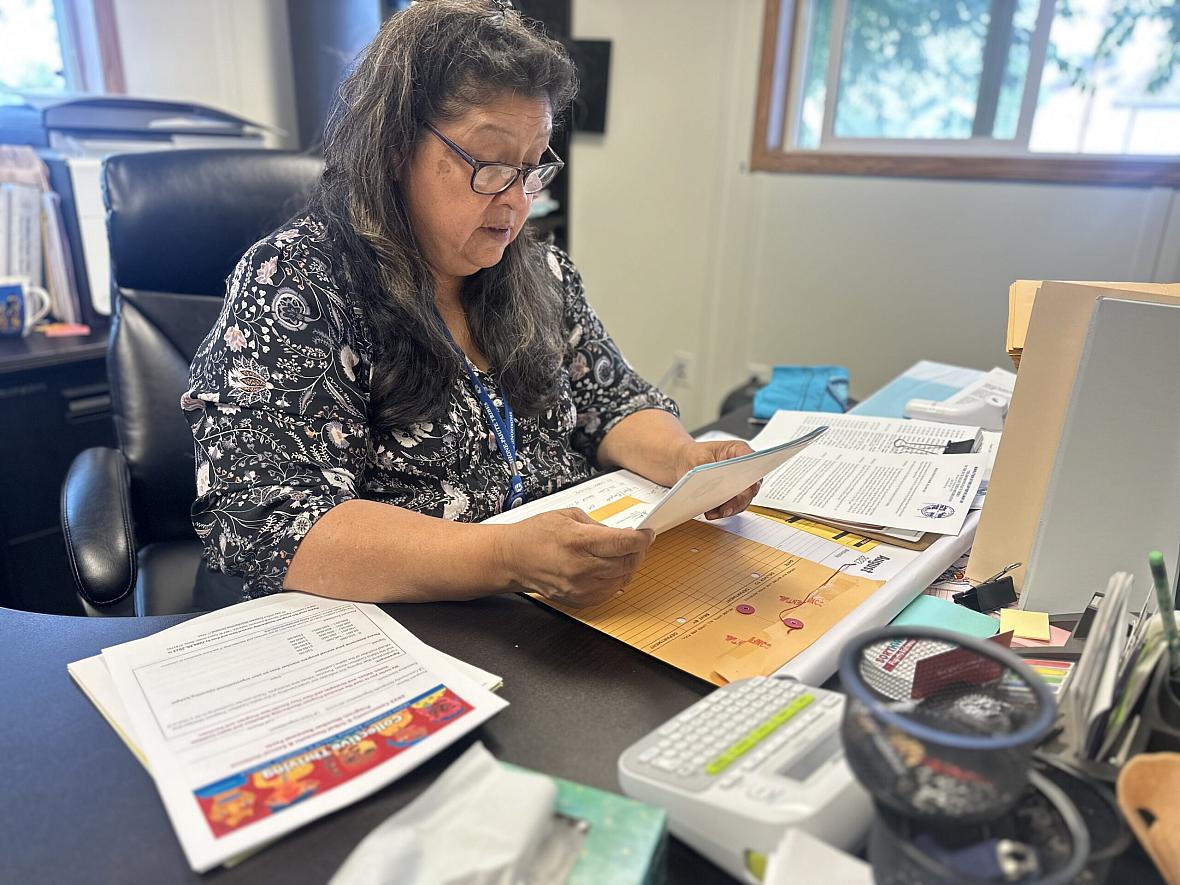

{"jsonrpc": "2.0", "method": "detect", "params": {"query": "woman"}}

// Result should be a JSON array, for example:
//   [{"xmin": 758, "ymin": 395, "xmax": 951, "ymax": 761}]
[{"xmin": 184, "ymin": 0, "xmax": 756, "ymax": 608}]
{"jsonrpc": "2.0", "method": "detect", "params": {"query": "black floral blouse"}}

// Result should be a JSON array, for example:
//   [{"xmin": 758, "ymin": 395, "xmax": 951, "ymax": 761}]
[{"xmin": 183, "ymin": 214, "xmax": 678, "ymax": 599}]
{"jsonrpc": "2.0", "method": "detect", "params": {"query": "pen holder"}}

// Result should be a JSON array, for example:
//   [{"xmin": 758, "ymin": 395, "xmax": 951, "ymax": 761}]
[
  {"xmin": 839, "ymin": 627, "xmax": 1057, "ymax": 824},
  {"xmin": 868, "ymin": 770, "xmax": 1089, "ymax": 885},
  {"xmin": 1132, "ymin": 657, "xmax": 1180, "ymax": 754}
]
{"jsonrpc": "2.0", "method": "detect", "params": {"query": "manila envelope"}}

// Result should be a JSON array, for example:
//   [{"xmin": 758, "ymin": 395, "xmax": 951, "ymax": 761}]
[{"xmin": 1007, "ymin": 279, "xmax": 1180, "ymax": 355}]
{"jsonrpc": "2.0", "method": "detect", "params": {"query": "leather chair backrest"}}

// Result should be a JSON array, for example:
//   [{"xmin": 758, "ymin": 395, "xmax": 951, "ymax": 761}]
[{"xmin": 103, "ymin": 149, "xmax": 324, "ymax": 546}]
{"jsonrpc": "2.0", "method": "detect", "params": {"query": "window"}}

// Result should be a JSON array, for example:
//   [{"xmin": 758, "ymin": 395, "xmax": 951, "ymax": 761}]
[
  {"xmin": 0, "ymin": 0, "xmax": 123, "ymax": 95},
  {"xmin": 0, "ymin": 0, "xmax": 65, "ymax": 91},
  {"xmin": 753, "ymin": 0, "xmax": 1180, "ymax": 184}
]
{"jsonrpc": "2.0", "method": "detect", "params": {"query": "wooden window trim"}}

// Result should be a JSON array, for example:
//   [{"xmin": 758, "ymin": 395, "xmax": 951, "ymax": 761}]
[
  {"xmin": 750, "ymin": 0, "xmax": 1180, "ymax": 188},
  {"xmin": 57, "ymin": 0, "xmax": 126, "ymax": 94},
  {"xmin": 93, "ymin": 0, "xmax": 126, "ymax": 94}
]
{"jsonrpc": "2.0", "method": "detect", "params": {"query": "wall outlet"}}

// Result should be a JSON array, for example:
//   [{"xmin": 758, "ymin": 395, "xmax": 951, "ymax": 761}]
[
  {"xmin": 669, "ymin": 350, "xmax": 696, "ymax": 388},
  {"xmin": 747, "ymin": 362, "xmax": 772, "ymax": 384}
]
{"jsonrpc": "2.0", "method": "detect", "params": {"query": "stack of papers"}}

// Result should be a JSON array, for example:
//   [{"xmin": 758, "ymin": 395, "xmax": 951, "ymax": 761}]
[
  {"xmin": 68, "ymin": 593, "xmax": 507, "ymax": 872},
  {"xmin": 1008, "ymin": 281, "xmax": 1039, "ymax": 368},
  {"xmin": 749, "ymin": 411, "xmax": 990, "ymax": 542}
]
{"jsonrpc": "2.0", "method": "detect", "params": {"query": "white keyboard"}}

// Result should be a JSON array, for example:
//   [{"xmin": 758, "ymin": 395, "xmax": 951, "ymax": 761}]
[
  {"xmin": 618, "ymin": 676, "xmax": 872, "ymax": 884},
  {"xmin": 627, "ymin": 676, "xmax": 840, "ymax": 793}
]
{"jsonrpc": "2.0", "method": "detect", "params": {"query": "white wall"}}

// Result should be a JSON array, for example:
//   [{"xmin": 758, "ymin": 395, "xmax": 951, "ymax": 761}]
[
  {"xmin": 571, "ymin": 0, "xmax": 1180, "ymax": 428},
  {"xmin": 113, "ymin": 0, "xmax": 298, "ymax": 148},
  {"xmin": 569, "ymin": 2, "xmax": 735, "ymax": 428},
  {"xmin": 107, "ymin": 1, "xmax": 1180, "ymax": 429}
]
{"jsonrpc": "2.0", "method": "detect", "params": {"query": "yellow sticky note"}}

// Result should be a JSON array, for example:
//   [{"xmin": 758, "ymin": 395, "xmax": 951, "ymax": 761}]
[{"xmin": 1000, "ymin": 608, "xmax": 1051, "ymax": 642}]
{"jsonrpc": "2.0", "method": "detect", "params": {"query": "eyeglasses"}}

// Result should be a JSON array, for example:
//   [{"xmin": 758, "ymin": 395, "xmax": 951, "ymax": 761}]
[{"xmin": 426, "ymin": 123, "xmax": 564, "ymax": 196}]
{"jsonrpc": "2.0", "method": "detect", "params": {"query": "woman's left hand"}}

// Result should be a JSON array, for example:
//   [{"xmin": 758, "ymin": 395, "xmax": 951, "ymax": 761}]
[{"xmin": 672, "ymin": 439, "xmax": 761, "ymax": 520}]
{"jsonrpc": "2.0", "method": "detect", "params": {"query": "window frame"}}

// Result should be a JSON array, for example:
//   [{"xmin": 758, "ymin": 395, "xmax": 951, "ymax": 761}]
[
  {"xmin": 54, "ymin": 0, "xmax": 124, "ymax": 93},
  {"xmin": 750, "ymin": 0, "xmax": 1180, "ymax": 186}
]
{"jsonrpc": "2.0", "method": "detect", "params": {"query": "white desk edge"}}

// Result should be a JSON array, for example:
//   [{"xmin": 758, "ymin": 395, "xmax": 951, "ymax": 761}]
[{"xmin": 776, "ymin": 510, "xmax": 980, "ymax": 686}]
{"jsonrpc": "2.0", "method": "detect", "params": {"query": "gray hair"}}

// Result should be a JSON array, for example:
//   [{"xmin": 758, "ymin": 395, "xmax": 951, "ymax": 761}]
[{"xmin": 307, "ymin": 0, "xmax": 579, "ymax": 431}]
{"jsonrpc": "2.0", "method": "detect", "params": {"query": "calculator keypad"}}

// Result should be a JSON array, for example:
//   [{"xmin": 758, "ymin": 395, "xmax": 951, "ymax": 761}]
[{"xmin": 625, "ymin": 677, "xmax": 843, "ymax": 794}]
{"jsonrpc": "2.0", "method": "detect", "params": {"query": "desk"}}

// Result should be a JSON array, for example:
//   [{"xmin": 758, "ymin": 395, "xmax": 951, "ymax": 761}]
[
  {"xmin": 1, "ymin": 593, "xmax": 743, "ymax": 882},
  {"xmin": 11, "ymin": 406, "xmax": 1139, "ymax": 884},
  {"xmin": 0, "ymin": 328, "xmax": 115, "ymax": 614},
  {"xmin": 4, "ymin": 407, "xmax": 758, "ymax": 882}
]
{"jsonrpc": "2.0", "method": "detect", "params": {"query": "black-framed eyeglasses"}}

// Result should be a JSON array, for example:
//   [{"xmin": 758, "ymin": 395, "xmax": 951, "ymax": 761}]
[{"xmin": 426, "ymin": 123, "xmax": 564, "ymax": 196}]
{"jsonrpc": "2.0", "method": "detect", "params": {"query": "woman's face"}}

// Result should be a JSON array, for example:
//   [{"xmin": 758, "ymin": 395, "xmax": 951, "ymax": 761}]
[{"xmin": 402, "ymin": 93, "xmax": 553, "ymax": 289}]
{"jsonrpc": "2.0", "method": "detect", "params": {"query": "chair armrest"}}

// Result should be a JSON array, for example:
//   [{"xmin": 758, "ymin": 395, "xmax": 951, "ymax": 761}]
[{"xmin": 61, "ymin": 447, "xmax": 138, "ymax": 615}]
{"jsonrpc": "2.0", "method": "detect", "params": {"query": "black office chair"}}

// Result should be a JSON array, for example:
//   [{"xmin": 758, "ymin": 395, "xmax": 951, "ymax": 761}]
[{"xmin": 61, "ymin": 149, "xmax": 324, "ymax": 616}]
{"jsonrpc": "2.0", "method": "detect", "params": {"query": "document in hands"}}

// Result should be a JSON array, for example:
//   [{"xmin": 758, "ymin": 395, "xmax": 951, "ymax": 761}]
[
  {"xmin": 483, "ymin": 426, "xmax": 828, "ymax": 534},
  {"xmin": 636, "ymin": 426, "xmax": 827, "ymax": 534},
  {"xmin": 70, "ymin": 594, "xmax": 507, "ymax": 872}
]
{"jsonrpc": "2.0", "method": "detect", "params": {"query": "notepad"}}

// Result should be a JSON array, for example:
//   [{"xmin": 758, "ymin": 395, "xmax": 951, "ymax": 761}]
[
  {"xmin": 999, "ymin": 608, "xmax": 1052, "ymax": 641},
  {"xmin": 1010, "ymin": 624, "xmax": 1071, "ymax": 649},
  {"xmin": 891, "ymin": 595, "xmax": 1000, "ymax": 639}
]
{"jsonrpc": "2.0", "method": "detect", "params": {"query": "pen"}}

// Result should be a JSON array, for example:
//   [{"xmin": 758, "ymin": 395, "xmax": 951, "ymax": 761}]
[{"xmin": 1149, "ymin": 551, "xmax": 1180, "ymax": 676}]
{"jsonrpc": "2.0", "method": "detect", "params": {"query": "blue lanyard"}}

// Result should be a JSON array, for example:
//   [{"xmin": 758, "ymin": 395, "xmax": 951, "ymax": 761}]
[
  {"xmin": 462, "ymin": 361, "xmax": 525, "ymax": 510},
  {"xmin": 443, "ymin": 324, "xmax": 525, "ymax": 510}
]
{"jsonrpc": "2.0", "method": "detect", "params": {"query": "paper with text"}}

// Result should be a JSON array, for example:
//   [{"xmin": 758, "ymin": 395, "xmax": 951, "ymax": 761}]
[
  {"xmin": 752, "ymin": 410, "xmax": 982, "ymax": 455},
  {"xmin": 753, "ymin": 446, "xmax": 986, "ymax": 536},
  {"xmin": 100, "ymin": 594, "xmax": 507, "ymax": 872}
]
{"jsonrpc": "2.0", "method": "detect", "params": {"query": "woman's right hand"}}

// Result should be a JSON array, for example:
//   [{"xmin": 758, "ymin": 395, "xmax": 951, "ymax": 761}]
[{"xmin": 497, "ymin": 508, "xmax": 655, "ymax": 608}]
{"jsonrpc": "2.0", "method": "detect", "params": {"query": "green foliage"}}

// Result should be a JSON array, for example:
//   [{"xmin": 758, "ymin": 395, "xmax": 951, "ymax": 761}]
[
  {"xmin": 1049, "ymin": 0, "xmax": 1180, "ymax": 96},
  {"xmin": 833, "ymin": 0, "xmax": 1033, "ymax": 138}
]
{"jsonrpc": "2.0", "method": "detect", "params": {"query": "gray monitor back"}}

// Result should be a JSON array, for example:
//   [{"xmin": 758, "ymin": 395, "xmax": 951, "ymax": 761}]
[{"xmin": 1023, "ymin": 297, "xmax": 1180, "ymax": 614}]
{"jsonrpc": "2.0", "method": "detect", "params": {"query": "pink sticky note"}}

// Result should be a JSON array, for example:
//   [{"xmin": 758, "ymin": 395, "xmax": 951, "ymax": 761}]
[{"xmin": 1009, "ymin": 624, "xmax": 1071, "ymax": 648}]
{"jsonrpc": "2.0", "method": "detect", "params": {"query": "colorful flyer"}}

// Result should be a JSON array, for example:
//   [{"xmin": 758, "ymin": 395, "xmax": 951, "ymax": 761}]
[{"xmin": 100, "ymin": 594, "xmax": 507, "ymax": 872}]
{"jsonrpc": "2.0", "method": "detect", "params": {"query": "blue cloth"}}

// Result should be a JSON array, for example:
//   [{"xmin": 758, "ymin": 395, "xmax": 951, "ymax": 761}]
[{"xmin": 753, "ymin": 365, "xmax": 849, "ymax": 420}]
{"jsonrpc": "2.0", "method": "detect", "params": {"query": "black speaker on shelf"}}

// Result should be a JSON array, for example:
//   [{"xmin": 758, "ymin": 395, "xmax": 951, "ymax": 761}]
[
  {"xmin": 287, "ymin": 0, "xmax": 384, "ymax": 151},
  {"xmin": 569, "ymin": 39, "xmax": 611, "ymax": 134}
]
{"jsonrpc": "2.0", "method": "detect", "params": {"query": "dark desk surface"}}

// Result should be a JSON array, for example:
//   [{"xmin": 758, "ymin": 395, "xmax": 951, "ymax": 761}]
[
  {"xmin": 3, "ymin": 596, "xmax": 733, "ymax": 883},
  {"xmin": 3, "ymin": 407, "xmax": 756, "ymax": 884},
  {"xmin": 0, "ymin": 326, "xmax": 108, "ymax": 374},
  {"xmin": 2, "ymin": 403, "xmax": 1161, "ymax": 883}
]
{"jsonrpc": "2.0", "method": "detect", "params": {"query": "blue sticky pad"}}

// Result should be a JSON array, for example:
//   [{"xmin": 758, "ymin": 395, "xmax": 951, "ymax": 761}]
[{"xmin": 892, "ymin": 595, "xmax": 999, "ymax": 639}]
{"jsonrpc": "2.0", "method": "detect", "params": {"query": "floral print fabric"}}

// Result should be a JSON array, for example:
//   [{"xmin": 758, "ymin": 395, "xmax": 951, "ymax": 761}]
[{"xmin": 184, "ymin": 214, "xmax": 678, "ymax": 599}]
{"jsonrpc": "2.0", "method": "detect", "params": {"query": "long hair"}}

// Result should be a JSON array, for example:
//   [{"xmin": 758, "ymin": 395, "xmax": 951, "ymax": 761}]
[{"xmin": 306, "ymin": 0, "xmax": 579, "ymax": 432}]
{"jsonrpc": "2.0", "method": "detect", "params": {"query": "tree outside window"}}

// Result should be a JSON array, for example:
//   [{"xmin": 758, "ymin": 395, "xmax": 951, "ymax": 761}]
[{"xmin": 756, "ymin": 0, "xmax": 1180, "ymax": 183}]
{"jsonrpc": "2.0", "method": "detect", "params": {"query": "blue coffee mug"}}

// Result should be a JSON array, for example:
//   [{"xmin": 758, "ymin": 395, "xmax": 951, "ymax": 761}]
[{"xmin": 0, "ymin": 277, "xmax": 51, "ymax": 337}]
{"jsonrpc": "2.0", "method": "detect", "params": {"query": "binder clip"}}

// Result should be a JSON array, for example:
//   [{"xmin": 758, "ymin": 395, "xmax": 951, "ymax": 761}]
[
  {"xmin": 954, "ymin": 563, "xmax": 1021, "ymax": 613},
  {"xmin": 942, "ymin": 438, "xmax": 978, "ymax": 455},
  {"xmin": 892, "ymin": 437, "xmax": 979, "ymax": 455}
]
